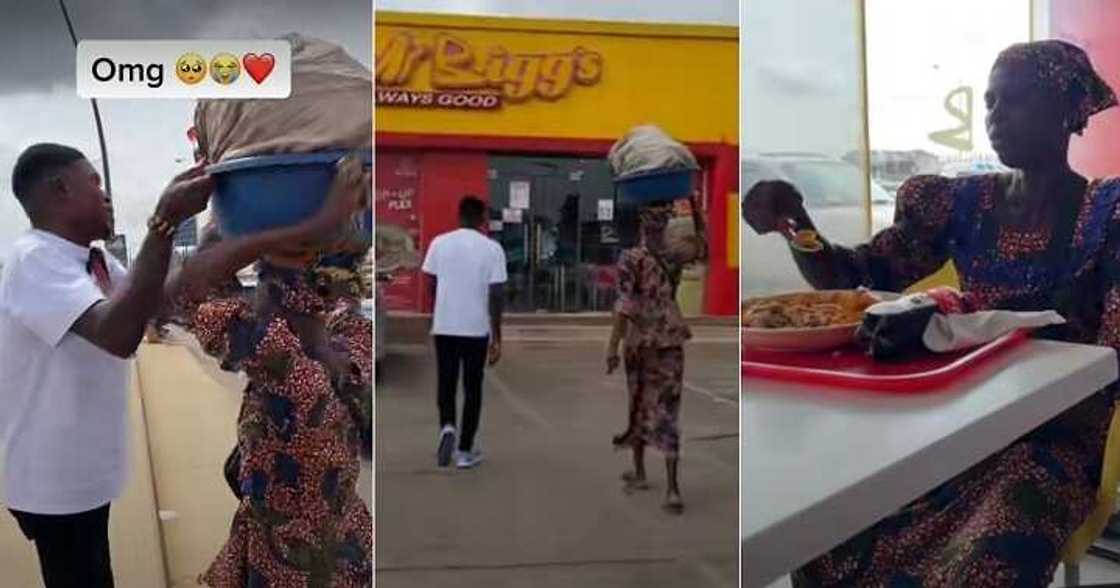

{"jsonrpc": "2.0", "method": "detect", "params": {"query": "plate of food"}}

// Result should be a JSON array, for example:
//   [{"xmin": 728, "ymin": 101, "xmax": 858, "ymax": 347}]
[{"xmin": 742, "ymin": 289, "xmax": 891, "ymax": 352}]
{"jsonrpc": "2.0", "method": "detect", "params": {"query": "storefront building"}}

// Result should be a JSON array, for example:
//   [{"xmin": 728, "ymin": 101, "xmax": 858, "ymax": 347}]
[{"xmin": 375, "ymin": 12, "xmax": 739, "ymax": 315}]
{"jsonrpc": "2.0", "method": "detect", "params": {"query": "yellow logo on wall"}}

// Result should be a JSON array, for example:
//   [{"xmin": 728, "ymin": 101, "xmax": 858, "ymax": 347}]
[{"xmin": 376, "ymin": 30, "xmax": 604, "ymax": 110}]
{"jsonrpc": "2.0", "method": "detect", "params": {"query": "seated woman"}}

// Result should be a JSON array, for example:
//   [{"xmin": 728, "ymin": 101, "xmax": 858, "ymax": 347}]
[
  {"xmin": 165, "ymin": 156, "xmax": 372, "ymax": 587},
  {"xmin": 744, "ymin": 40, "xmax": 1120, "ymax": 586}
]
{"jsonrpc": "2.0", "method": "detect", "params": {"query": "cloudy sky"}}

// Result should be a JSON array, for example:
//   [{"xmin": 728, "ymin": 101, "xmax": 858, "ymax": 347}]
[
  {"xmin": 745, "ymin": 0, "xmax": 1028, "ymax": 158},
  {"xmin": 0, "ymin": 0, "xmax": 370, "ymax": 257},
  {"xmin": 742, "ymin": 0, "xmax": 864, "ymax": 158}
]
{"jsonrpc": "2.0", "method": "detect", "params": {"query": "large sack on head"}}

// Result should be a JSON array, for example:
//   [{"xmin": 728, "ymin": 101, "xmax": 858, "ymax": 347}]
[
  {"xmin": 194, "ymin": 33, "xmax": 371, "ymax": 162},
  {"xmin": 607, "ymin": 125, "xmax": 699, "ymax": 181}
]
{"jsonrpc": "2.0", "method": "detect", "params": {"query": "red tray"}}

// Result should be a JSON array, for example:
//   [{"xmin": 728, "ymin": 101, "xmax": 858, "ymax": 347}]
[{"xmin": 741, "ymin": 330, "xmax": 1029, "ymax": 392}]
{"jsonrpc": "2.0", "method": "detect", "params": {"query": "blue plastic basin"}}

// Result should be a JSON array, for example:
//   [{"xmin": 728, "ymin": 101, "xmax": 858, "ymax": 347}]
[
  {"xmin": 207, "ymin": 150, "xmax": 372, "ymax": 237},
  {"xmin": 616, "ymin": 169, "xmax": 693, "ymax": 204}
]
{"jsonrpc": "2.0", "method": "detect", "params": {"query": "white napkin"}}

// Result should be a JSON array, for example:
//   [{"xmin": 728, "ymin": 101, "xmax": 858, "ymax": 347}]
[{"xmin": 922, "ymin": 310, "xmax": 1065, "ymax": 352}]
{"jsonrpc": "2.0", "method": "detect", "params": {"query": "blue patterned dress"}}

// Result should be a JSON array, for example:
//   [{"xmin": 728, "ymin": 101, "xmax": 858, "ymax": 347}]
[
  {"xmin": 178, "ymin": 266, "xmax": 373, "ymax": 588},
  {"xmin": 791, "ymin": 174, "xmax": 1120, "ymax": 587}
]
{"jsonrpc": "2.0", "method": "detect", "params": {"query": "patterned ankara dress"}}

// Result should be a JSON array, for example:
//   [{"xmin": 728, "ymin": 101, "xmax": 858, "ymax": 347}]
[
  {"xmin": 180, "ymin": 264, "xmax": 373, "ymax": 588},
  {"xmin": 613, "ymin": 207, "xmax": 703, "ymax": 457},
  {"xmin": 790, "ymin": 173, "xmax": 1120, "ymax": 587}
]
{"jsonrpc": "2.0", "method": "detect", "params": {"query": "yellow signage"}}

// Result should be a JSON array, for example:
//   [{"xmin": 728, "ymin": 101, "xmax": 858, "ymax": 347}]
[
  {"xmin": 375, "ymin": 12, "xmax": 739, "ymax": 144},
  {"xmin": 377, "ymin": 30, "xmax": 604, "ymax": 107}
]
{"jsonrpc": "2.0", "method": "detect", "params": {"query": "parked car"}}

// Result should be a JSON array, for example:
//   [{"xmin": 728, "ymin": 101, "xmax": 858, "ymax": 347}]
[
  {"xmin": 741, "ymin": 153, "xmax": 895, "ymax": 298},
  {"xmin": 940, "ymin": 159, "xmax": 1008, "ymax": 178}
]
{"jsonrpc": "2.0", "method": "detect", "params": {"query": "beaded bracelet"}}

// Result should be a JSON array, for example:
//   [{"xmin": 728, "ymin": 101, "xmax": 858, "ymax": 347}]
[{"xmin": 147, "ymin": 214, "xmax": 176, "ymax": 238}]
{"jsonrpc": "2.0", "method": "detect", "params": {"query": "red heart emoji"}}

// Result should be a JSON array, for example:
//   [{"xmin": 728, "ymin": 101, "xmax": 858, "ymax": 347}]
[{"xmin": 242, "ymin": 53, "xmax": 275, "ymax": 84}]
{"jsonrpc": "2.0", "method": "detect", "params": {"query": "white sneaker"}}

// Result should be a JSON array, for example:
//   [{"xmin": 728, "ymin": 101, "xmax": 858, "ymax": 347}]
[
  {"xmin": 437, "ymin": 425, "xmax": 456, "ymax": 468},
  {"xmin": 455, "ymin": 450, "xmax": 483, "ymax": 469}
]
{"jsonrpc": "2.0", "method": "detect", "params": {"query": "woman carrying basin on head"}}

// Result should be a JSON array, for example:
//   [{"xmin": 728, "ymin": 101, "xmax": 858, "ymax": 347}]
[
  {"xmin": 605, "ymin": 126, "xmax": 707, "ymax": 515},
  {"xmin": 607, "ymin": 199, "xmax": 707, "ymax": 515},
  {"xmin": 744, "ymin": 40, "xmax": 1120, "ymax": 586},
  {"xmin": 166, "ymin": 156, "xmax": 373, "ymax": 587}
]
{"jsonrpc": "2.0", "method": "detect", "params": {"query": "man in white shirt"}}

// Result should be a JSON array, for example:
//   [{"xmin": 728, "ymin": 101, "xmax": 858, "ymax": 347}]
[
  {"xmin": 422, "ymin": 196, "xmax": 507, "ymax": 469},
  {"xmin": 0, "ymin": 143, "xmax": 212, "ymax": 587}
]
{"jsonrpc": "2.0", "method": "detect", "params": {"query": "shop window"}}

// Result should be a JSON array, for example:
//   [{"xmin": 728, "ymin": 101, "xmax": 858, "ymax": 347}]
[
  {"xmin": 488, "ymin": 156, "xmax": 621, "ymax": 313},
  {"xmin": 741, "ymin": 0, "xmax": 868, "ymax": 297},
  {"xmin": 742, "ymin": 0, "xmax": 1031, "ymax": 298},
  {"xmin": 866, "ymin": 0, "xmax": 1029, "ymax": 199},
  {"xmin": 865, "ymin": 0, "xmax": 1029, "ymax": 290}
]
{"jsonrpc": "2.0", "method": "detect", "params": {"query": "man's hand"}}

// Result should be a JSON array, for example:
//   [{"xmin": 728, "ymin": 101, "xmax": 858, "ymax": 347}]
[
  {"xmin": 73, "ymin": 165, "xmax": 212, "ymax": 358},
  {"xmin": 488, "ymin": 339, "xmax": 502, "ymax": 366},
  {"xmin": 155, "ymin": 163, "xmax": 214, "ymax": 226},
  {"xmin": 742, "ymin": 180, "xmax": 811, "ymax": 237},
  {"xmin": 606, "ymin": 351, "xmax": 621, "ymax": 375}
]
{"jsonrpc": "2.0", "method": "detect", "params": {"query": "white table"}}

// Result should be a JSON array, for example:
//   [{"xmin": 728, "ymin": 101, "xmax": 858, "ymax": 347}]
[{"xmin": 741, "ymin": 339, "xmax": 1119, "ymax": 588}]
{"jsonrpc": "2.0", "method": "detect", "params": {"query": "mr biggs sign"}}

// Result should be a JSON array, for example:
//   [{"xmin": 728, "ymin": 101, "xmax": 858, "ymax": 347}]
[{"xmin": 375, "ymin": 30, "xmax": 604, "ymax": 110}]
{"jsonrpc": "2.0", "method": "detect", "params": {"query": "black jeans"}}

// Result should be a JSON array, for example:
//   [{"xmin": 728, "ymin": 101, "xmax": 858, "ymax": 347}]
[
  {"xmin": 435, "ymin": 335, "xmax": 489, "ymax": 452},
  {"xmin": 10, "ymin": 503, "xmax": 114, "ymax": 588}
]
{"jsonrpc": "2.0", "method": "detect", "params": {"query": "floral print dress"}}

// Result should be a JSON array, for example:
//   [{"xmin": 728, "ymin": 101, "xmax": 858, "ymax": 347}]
[
  {"xmin": 181, "ymin": 269, "xmax": 373, "ymax": 587},
  {"xmin": 613, "ymin": 207, "xmax": 704, "ymax": 457},
  {"xmin": 790, "ymin": 173, "xmax": 1120, "ymax": 587}
]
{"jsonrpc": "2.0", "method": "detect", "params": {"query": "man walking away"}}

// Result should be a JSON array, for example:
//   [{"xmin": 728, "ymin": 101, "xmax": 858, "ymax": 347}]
[{"xmin": 422, "ymin": 196, "xmax": 506, "ymax": 469}]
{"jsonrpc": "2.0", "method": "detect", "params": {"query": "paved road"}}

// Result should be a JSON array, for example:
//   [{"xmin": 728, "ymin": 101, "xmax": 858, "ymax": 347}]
[{"xmin": 375, "ymin": 325, "xmax": 739, "ymax": 588}]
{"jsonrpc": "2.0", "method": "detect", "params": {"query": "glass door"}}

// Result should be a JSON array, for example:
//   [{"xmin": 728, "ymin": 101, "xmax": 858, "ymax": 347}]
[{"xmin": 488, "ymin": 156, "xmax": 618, "ymax": 313}]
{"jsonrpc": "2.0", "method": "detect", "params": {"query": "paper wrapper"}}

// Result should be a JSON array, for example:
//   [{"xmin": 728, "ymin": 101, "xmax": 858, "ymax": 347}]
[
  {"xmin": 922, "ymin": 310, "xmax": 1064, "ymax": 352},
  {"xmin": 857, "ymin": 288, "xmax": 1065, "ymax": 360}
]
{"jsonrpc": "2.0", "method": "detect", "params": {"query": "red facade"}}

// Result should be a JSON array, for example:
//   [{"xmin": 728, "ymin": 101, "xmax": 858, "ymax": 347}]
[{"xmin": 376, "ymin": 133, "xmax": 738, "ymax": 315}]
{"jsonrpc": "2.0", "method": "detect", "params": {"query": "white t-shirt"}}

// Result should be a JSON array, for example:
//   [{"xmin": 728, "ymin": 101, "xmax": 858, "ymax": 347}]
[
  {"xmin": 0, "ymin": 229, "xmax": 130, "ymax": 515},
  {"xmin": 422, "ymin": 228, "xmax": 507, "ymax": 337}
]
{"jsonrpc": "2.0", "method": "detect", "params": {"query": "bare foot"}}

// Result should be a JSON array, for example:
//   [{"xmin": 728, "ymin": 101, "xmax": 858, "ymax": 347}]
[
  {"xmin": 621, "ymin": 471, "xmax": 651, "ymax": 494},
  {"xmin": 663, "ymin": 491, "xmax": 684, "ymax": 514}
]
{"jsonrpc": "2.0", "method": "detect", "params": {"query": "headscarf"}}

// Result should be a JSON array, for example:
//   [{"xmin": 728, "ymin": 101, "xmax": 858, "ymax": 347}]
[
  {"xmin": 996, "ymin": 40, "xmax": 1117, "ymax": 134},
  {"xmin": 256, "ymin": 252, "xmax": 368, "ymax": 316},
  {"xmin": 194, "ymin": 222, "xmax": 366, "ymax": 303}
]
